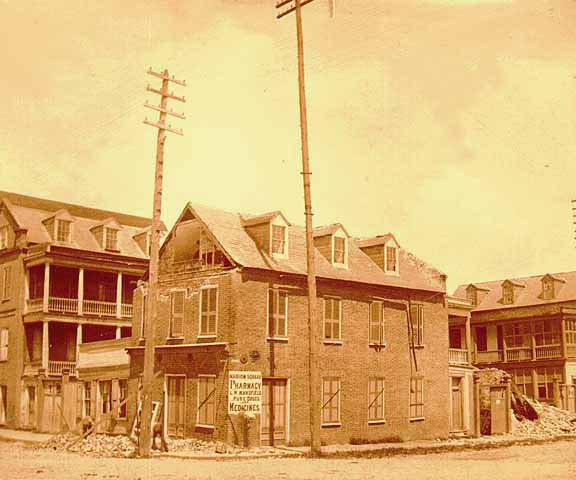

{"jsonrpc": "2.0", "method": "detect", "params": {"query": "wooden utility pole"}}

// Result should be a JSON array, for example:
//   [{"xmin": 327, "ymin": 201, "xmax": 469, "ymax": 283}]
[
  {"xmin": 139, "ymin": 68, "xmax": 186, "ymax": 457},
  {"xmin": 276, "ymin": 0, "xmax": 334, "ymax": 456}
]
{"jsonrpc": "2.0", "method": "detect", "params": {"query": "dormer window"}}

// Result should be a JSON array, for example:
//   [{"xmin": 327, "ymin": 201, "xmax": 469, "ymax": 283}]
[
  {"xmin": 542, "ymin": 279, "xmax": 554, "ymax": 300},
  {"xmin": 333, "ymin": 235, "xmax": 347, "ymax": 265},
  {"xmin": 0, "ymin": 226, "xmax": 8, "ymax": 250},
  {"xmin": 105, "ymin": 227, "xmax": 119, "ymax": 251},
  {"xmin": 466, "ymin": 288, "xmax": 478, "ymax": 306},
  {"xmin": 502, "ymin": 284, "xmax": 514, "ymax": 305},
  {"xmin": 56, "ymin": 220, "xmax": 72, "ymax": 243},
  {"xmin": 271, "ymin": 225, "xmax": 287, "ymax": 255},
  {"xmin": 385, "ymin": 245, "xmax": 397, "ymax": 273}
]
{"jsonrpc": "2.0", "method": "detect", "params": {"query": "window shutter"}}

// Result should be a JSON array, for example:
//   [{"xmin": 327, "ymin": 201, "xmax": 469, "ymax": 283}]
[{"xmin": 171, "ymin": 291, "xmax": 184, "ymax": 336}]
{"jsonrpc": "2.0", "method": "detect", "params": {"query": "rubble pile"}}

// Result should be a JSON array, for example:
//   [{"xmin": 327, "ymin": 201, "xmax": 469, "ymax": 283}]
[
  {"xmin": 512, "ymin": 400, "xmax": 576, "ymax": 437},
  {"xmin": 41, "ymin": 433, "xmax": 137, "ymax": 458}
]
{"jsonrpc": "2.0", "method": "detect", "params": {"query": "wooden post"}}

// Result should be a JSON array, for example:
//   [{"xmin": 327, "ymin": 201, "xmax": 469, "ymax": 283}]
[
  {"xmin": 116, "ymin": 326, "xmax": 122, "ymax": 339},
  {"xmin": 42, "ymin": 320, "xmax": 49, "ymax": 371},
  {"xmin": 473, "ymin": 373, "xmax": 481, "ymax": 437},
  {"xmin": 24, "ymin": 267, "xmax": 29, "ymax": 314},
  {"xmin": 465, "ymin": 316, "xmax": 472, "ymax": 365},
  {"xmin": 531, "ymin": 334, "xmax": 536, "ymax": 360},
  {"xmin": 532, "ymin": 369, "xmax": 539, "ymax": 401},
  {"xmin": 502, "ymin": 336, "xmax": 507, "ymax": 363},
  {"xmin": 78, "ymin": 268, "xmax": 84, "ymax": 316},
  {"xmin": 504, "ymin": 375, "xmax": 512, "ymax": 433},
  {"xmin": 560, "ymin": 316, "xmax": 567, "ymax": 358},
  {"xmin": 76, "ymin": 323, "xmax": 82, "ymax": 363},
  {"xmin": 553, "ymin": 377, "xmax": 561, "ymax": 408},
  {"xmin": 43, "ymin": 263, "xmax": 50, "ymax": 313},
  {"xmin": 116, "ymin": 272, "xmax": 123, "ymax": 319}
]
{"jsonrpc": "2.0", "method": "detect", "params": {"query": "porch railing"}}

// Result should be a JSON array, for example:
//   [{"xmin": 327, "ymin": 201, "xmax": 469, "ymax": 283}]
[
  {"xmin": 26, "ymin": 298, "xmax": 43, "ymax": 313},
  {"xmin": 448, "ymin": 348, "xmax": 469, "ymax": 365},
  {"xmin": 121, "ymin": 303, "xmax": 133, "ymax": 318},
  {"xmin": 506, "ymin": 347, "xmax": 532, "ymax": 362},
  {"xmin": 83, "ymin": 299, "xmax": 116, "ymax": 316},
  {"xmin": 474, "ymin": 350, "xmax": 503, "ymax": 363},
  {"xmin": 47, "ymin": 360, "xmax": 77, "ymax": 376},
  {"xmin": 48, "ymin": 296, "xmax": 79, "ymax": 314},
  {"xmin": 535, "ymin": 344, "xmax": 562, "ymax": 359}
]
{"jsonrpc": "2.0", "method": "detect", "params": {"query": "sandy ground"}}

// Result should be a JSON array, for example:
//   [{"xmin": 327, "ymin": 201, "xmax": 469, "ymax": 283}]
[{"xmin": 2, "ymin": 439, "xmax": 576, "ymax": 480}]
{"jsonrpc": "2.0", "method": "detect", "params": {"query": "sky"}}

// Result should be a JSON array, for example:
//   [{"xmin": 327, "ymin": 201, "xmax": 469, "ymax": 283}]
[{"xmin": 1, "ymin": 0, "xmax": 576, "ymax": 292}]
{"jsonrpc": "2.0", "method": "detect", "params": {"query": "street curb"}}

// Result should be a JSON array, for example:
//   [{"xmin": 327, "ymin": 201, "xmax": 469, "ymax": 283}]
[{"xmin": 156, "ymin": 451, "xmax": 305, "ymax": 461}]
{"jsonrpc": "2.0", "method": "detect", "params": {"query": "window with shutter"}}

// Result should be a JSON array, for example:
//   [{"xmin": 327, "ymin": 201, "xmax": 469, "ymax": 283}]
[
  {"xmin": 197, "ymin": 375, "xmax": 215, "ymax": 427},
  {"xmin": 369, "ymin": 301, "xmax": 384, "ymax": 345},
  {"xmin": 321, "ymin": 378, "xmax": 340, "ymax": 425},
  {"xmin": 323, "ymin": 297, "xmax": 341, "ymax": 341},
  {"xmin": 170, "ymin": 291, "xmax": 185, "ymax": 337},
  {"xmin": 409, "ymin": 377, "xmax": 424, "ymax": 419},
  {"xmin": 200, "ymin": 286, "xmax": 218, "ymax": 336},
  {"xmin": 368, "ymin": 378, "xmax": 385, "ymax": 422},
  {"xmin": 267, "ymin": 289, "xmax": 288, "ymax": 338},
  {"xmin": 410, "ymin": 304, "xmax": 424, "ymax": 347}
]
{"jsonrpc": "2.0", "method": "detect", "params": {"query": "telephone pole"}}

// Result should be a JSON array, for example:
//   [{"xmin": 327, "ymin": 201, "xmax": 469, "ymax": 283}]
[
  {"xmin": 276, "ymin": 0, "xmax": 333, "ymax": 456},
  {"xmin": 139, "ymin": 68, "xmax": 186, "ymax": 457}
]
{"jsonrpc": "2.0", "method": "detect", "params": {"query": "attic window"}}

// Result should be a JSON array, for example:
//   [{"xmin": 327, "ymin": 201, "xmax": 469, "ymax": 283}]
[
  {"xmin": 502, "ymin": 284, "xmax": 514, "ymax": 305},
  {"xmin": 56, "ymin": 220, "xmax": 72, "ymax": 243},
  {"xmin": 542, "ymin": 279, "xmax": 554, "ymax": 300},
  {"xmin": 466, "ymin": 288, "xmax": 477, "ymax": 306},
  {"xmin": 0, "ymin": 226, "xmax": 7, "ymax": 250},
  {"xmin": 104, "ymin": 227, "xmax": 119, "ymax": 251},
  {"xmin": 385, "ymin": 245, "xmax": 398, "ymax": 273},
  {"xmin": 333, "ymin": 236, "xmax": 347, "ymax": 265},
  {"xmin": 271, "ymin": 225, "xmax": 287, "ymax": 255}
]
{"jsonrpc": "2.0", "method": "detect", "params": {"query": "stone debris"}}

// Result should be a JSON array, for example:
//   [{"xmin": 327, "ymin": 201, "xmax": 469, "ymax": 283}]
[{"xmin": 511, "ymin": 400, "xmax": 576, "ymax": 437}]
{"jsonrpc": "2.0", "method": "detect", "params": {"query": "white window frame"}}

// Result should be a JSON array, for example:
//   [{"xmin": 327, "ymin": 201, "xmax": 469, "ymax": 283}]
[
  {"xmin": 169, "ymin": 289, "xmax": 185, "ymax": 338},
  {"xmin": 321, "ymin": 377, "xmax": 341, "ymax": 427},
  {"xmin": 270, "ymin": 223, "xmax": 288, "ymax": 258},
  {"xmin": 384, "ymin": 244, "xmax": 399, "ymax": 275},
  {"xmin": 323, "ymin": 296, "xmax": 342, "ymax": 343},
  {"xmin": 409, "ymin": 377, "xmax": 424, "ymax": 421},
  {"xmin": 199, "ymin": 285, "xmax": 218, "ymax": 338},
  {"xmin": 369, "ymin": 300, "xmax": 385, "ymax": 346},
  {"xmin": 56, "ymin": 219, "xmax": 72, "ymax": 243},
  {"xmin": 0, "ymin": 226, "xmax": 8, "ymax": 250},
  {"xmin": 368, "ymin": 377, "xmax": 385, "ymax": 424},
  {"xmin": 331, "ymin": 234, "xmax": 348, "ymax": 267},
  {"xmin": 104, "ymin": 227, "xmax": 119, "ymax": 251},
  {"xmin": 0, "ymin": 328, "xmax": 8, "ymax": 362},
  {"xmin": 196, "ymin": 374, "xmax": 216, "ymax": 429},
  {"xmin": 267, "ymin": 289, "xmax": 288, "ymax": 340}
]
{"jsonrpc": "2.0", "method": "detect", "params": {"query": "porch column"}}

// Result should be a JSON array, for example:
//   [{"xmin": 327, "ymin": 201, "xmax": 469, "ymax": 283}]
[
  {"xmin": 116, "ymin": 272, "xmax": 122, "ymax": 319},
  {"xmin": 502, "ymin": 336, "xmax": 507, "ymax": 363},
  {"xmin": 76, "ymin": 323, "xmax": 83, "ymax": 363},
  {"xmin": 561, "ymin": 317, "xmax": 567, "ymax": 358},
  {"xmin": 24, "ymin": 268, "xmax": 30, "ymax": 314},
  {"xmin": 532, "ymin": 368, "xmax": 539, "ymax": 400},
  {"xmin": 531, "ymin": 334, "xmax": 536, "ymax": 360},
  {"xmin": 465, "ymin": 315, "xmax": 472, "ymax": 365},
  {"xmin": 115, "ymin": 326, "xmax": 122, "ymax": 339},
  {"xmin": 78, "ymin": 268, "xmax": 84, "ymax": 316},
  {"xmin": 42, "ymin": 320, "xmax": 49, "ymax": 371},
  {"xmin": 42, "ymin": 263, "xmax": 50, "ymax": 313}
]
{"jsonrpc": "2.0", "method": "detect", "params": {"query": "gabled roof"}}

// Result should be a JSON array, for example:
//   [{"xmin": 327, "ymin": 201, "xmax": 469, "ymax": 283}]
[
  {"xmin": 313, "ymin": 223, "xmax": 350, "ymax": 238},
  {"xmin": 355, "ymin": 233, "xmax": 398, "ymax": 249},
  {"xmin": 0, "ymin": 191, "xmax": 154, "ymax": 259},
  {"xmin": 502, "ymin": 278, "xmax": 526, "ymax": 288},
  {"xmin": 466, "ymin": 283, "xmax": 491, "ymax": 292},
  {"xmin": 241, "ymin": 211, "xmax": 290, "ymax": 227},
  {"xmin": 454, "ymin": 271, "xmax": 576, "ymax": 312},
  {"xmin": 542, "ymin": 273, "xmax": 566, "ymax": 283},
  {"xmin": 173, "ymin": 202, "xmax": 445, "ymax": 293}
]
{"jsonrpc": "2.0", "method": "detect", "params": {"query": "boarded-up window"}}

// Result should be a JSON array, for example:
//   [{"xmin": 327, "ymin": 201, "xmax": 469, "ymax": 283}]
[
  {"xmin": 386, "ymin": 246, "xmax": 397, "ymax": 272},
  {"xmin": 2, "ymin": 266, "xmax": 11, "ymax": 301},
  {"xmin": 324, "ymin": 297, "xmax": 341, "ymax": 341},
  {"xmin": 200, "ymin": 287, "xmax": 217, "ymax": 336},
  {"xmin": 268, "ymin": 289, "xmax": 288, "ymax": 338},
  {"xmin": 368, "ymin": 378, "xmax": 385, "ymax": 422},
  {"xmin": 369, "ymin": 301, "xmax": 384, "ymax": 345},
  {"xmin": 0, "ymin": 328, "xmax": 8, "ymax": 361},
  {"xmin": 410, "ymin": 304, "xmax": 424, "ymax": 347},
  {"xmin": 321, "ymin": 378, "xmax": 340, "ymax": 425},
  {"xmin": 197, "ymin": 376, "xmax": 215, "ymax": 427},
  {"xmin": 170, "ymin": 291, "xmax": 185, "ymax": 337},
  {"xmin": 410, "ymin": 377, "xmax": 424, "ymax": 419}
]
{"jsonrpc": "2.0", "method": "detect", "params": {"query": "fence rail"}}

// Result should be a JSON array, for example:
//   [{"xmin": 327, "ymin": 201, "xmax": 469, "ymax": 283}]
[
  {"xmin": 506, "ymin": 347, "xmax": 532, "ymax": 362},
  {"xmin": 121, "ymin": 303, "xmax": 133, "ymax": 318},
  {"xmin": 474, "ymin": 350, "xmax": 503, "ymax": 363},
  {"xmin": 535, "ymin": 344, "xmax": 562, "ymax": 359},
  {"xmin": 48, "ymin": 296, "xmax": 79, "ymax": 314}
]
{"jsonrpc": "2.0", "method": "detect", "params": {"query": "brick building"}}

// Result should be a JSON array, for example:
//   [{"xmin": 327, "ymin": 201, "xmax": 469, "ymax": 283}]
[
  {"xmin": 128, "ymin": 202, "xmax": 451, "ymax": 446},
  {"xmin": 0, "ymin": 191, "xmax": 152, "ymax": 432},
  {"xmin": 454, "ymin": 272, "xmax": 576, "ymax": 403}
]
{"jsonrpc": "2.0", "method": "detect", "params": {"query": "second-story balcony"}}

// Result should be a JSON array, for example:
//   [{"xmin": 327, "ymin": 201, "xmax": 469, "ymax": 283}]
[
  {"xmin": 474, "ymin": 344, "xmax": 563, "ymax": 364},
  {"xmin": 448, "ymin": 348, "xmax": 469, "ymax": 366},
  {"xmin": 25, "ymin": 264, "xmax": 138, "ymax": 319}
]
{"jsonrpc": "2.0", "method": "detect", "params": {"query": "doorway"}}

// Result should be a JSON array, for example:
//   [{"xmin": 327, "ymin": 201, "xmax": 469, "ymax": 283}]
[
  {"xmin": 261, "ymin": 378, "xmax": 288, "ymax": 446},
  {"xmin": 166, "ymin": 376, "xmax": 186, "ymax": 437},
  {"xmin": 41, "ymin": 381, "xmax": 62, "ymax": 433},
  {"xmin": 450, "ymin": 377, "xmax": 464, "ymax": 432}
]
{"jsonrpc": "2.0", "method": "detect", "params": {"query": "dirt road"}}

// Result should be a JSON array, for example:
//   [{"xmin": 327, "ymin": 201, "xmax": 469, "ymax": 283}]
[{"xmin": 2, "ymin": 439, "xmax": 575, "ymax": 480}]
